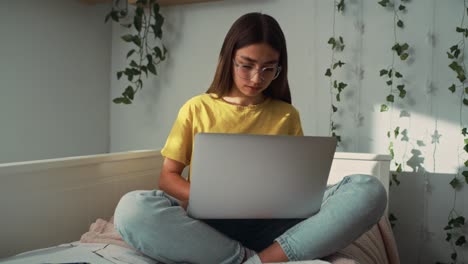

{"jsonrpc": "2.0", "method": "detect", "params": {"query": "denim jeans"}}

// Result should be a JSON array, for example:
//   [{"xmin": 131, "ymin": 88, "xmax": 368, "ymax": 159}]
[{"xmin": 114, "ymin": 174, "xmax": 387, "ymax": 264}]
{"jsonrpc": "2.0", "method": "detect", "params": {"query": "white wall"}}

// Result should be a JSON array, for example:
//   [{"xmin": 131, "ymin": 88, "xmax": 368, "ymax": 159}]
[
  {"xmin": 110, "ymin": 0, "xmax": 468, "ymax": 263},
  {"xmin": 0, "ymin": 0, "xmax": 111, "ymax": 163}
]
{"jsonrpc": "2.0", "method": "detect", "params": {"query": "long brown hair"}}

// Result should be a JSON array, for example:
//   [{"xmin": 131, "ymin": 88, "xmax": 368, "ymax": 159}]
[{"xmin": 206, "ymin": 13, "xmax": 291, "ymax": 104}]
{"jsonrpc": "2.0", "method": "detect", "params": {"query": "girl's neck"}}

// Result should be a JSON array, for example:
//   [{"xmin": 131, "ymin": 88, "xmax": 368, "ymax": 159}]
[{"xmin": 222, "ymin": 91, "xmax": 265, "ymax": 106}]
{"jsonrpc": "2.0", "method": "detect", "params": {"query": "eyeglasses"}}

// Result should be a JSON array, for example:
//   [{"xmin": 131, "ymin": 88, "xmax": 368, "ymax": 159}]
[{"xmin": 233, "ymin": 59, "xmax": 281, "ymax": 82}]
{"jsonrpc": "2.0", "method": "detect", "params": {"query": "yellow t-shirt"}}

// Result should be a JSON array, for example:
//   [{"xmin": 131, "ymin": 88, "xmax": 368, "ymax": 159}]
[{"xmin": 161, "ymin": 93, "xmax": 303, "ymax": 178}]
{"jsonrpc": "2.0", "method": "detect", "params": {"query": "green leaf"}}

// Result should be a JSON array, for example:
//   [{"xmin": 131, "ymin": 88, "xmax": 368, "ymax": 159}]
[
  {"xmin": 449, "ymin": 84, "xmax": 456, "ymax": 93},
  {"xmin": 120, "ymin": 23, "xmax": 132, "ymax": 28},
  {"xmin": 381, "ymin": 104, "xmax": 389, "ymax": 112},
  {"xmin": 452, "ymin": 216, "xmax": 465, "ymax": 226},
  {"xmin": 378, "ymin": 0, "xmax": 389, "ymax": 7},
  {"xmin": 110, "ymin": 10, "xmax": 119, "ymax": 22},
  {"xmin": 333, "ymin": 60, "xmax": 345, "ymax": 69},
  {"xmin": 388, "ymin": 141, "xmax": 394, "ymax": 157},
  {"xmin": 154, "ymin": 46, "xmax": 163, "ymax": 59},
  {"xmin": 455, "ymin": 236, "xmax": 466, "ymax": 246},
  {"xmin": 400, "ymin": 53, "xmax": 409, "ymax": 60},
  {"xmin": 336, "ymin": 93, "xmax": 341, "ymax": 102},
  {"xmin": 398, "ymin": 4, "xmax": 406, "ymax": 11},
  {"xmin": 397, "ymin": 85, "xmax": 406, "ymax": 98},
  {"xmin": 446, "ymin": 233, "xmax": 452, "ymax": 241},
  {"xmin": 134, "ymin": 15, "xmax": 142, "ymax": 32},
  {"xmin": 449, "ymin": 61, "xmax": 466, "ymax": 82},
  {"xmin": 401, "ymin": 43, "xmax": 409, "ymax": 51},
  {"xmin": 132, "ymin": 37, "xmax": 142, "ymax": 48},
  {"xmin": 113, "ymin": 97, "xmax": 125, "ymax": 104},
  {"xmin": 395, "ymin": 71, "xmax": 403, "ymax": 78},
  {"xmin": 388, "ymin": 69, "xmax": 393, "ymax": 78},
  {"xmin": 387, "ymin": 131, "xmax": 390, "ymax": 138},
  {"xmin": 465, "ymin": 87, "xmax": 468, "ymax": 94},
  {"xmin": 146, "ymin": 54, "xmax": 153, "ymax": 64},
  {"xmin": 334, "ymin": 80, "xmax": 338, "ymax": 88},
  {"xmin": 450, "ymin": 178, "xmax": 462, "ymax": 189},
  {"xmin": 462, "ymin": 127, "xmax": 467, "ymax": 136},
  {"xmin": 447, "ymin": 52, "xmax": 455, "ymax": 59},
  {"xmin": 463, "ymin": 98, "xmax": 468, "ymax": 106},
  {"xmin": 380, "ymin": 69, "xmax": 388, "ymax": 76},
  {"xmin": 396, "ymin": 163, "xmax": 402, "ymax": 173},
  {"xmin": 113, "ymin": 96, "xmax": 131, "ymax": 104},
  {"xmin": 147, "ymin": 62, "xmax": 157, "ymax": 75},
  {"xmin": 117, "ymin": 71, "xmax": 123, "ymax": 80},
  {"xmin": 121, "ymin": 34, "xmax": 134, "ymax": 42},
  {"xmin": 387, "ymin": 94, "xmax": 394, "ymax": 102},
  {"xmin": 394, "ymin": 126, "xmax": 400, "ymax": 138},
  {"xmin": 140, "ymin": 65, "xmax": 148, "ymax": 76},
  {"xmin": 123, "ymin": 86, "xmax": 135, "ymax": 100},
  {"xmin": 105, "ymin": 12, "xmax": 112, "ymax": 23},
  {"xmin": 456, "ymin": 27, "xmax": 465, "ymax": 33},
  {"xmin": 451, "ymin": 252, "xmax": 457, "ymax": 261},
  {"xmin": 462, "ymin": 171, "xmax": 468, "ymax": 177},
  {"xmin": 387, "ymin": 80, "xmax": 393, "ymax": 86},
  {"xmin": 397, "ymin": 20, "xmax": 404, "ymax": 28},
  {"xmin": 450, "ymin": 44, "xmax": 459, "ymax": 52},
  {"xmin": 325, "ymin": 68, "xmax": 332, "ymax": 77},
  {"xmin": 464, "ymin": 160, "xmax": 468, "ymax": 167},
  {"xmin": 135, "ymin": 6, "xmax": 144, "ymax": 17},
  {"xmin": 153, "ymin": 2, "xmax": 160, "ymax": 14},
  {"xmin": 337, "ymin": 0, "xmax": 345, "ymax": 12},
  {"xmin": 465, "ymin": 143, "xmax": 468, "ymax": 153},
  {"xmin": 338, "ymin": 82, "xmax": 347, "ymax": 91},
  {"xmin": 126, "ymin": 49, "xmax": 136, "ymax": 59},
  {"xmin": 392, "ymin": 43, "xmax": 401, "ymax": 55},
  {"xmin": 130, "ymin": 60, "xmax": 139, "ymax": 68},
  {"xmin": 332, "ymin": 105, "xmax": 338, "ymax": 112}
]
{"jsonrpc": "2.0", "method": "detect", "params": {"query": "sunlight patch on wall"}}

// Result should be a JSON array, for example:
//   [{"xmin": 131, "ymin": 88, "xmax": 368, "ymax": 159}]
[{"xmin": 371, "ymin": 105, "xmax": 465, "ymax": 175}]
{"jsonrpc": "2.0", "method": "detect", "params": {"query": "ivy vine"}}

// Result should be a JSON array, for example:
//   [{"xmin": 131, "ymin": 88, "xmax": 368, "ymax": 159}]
[
  {"xmin": 376, "ymin": 0, "xmax": 412, "ymax": 233},
  {"xmin": 325, "ymin": 0, "xmax": 347, "ymax": 144},
  {"xmin": 377, "ymin": 0, "xmax": 411, "ymax": 191},
  {"xmin": 105, "ymin": 0, "xmax": 167, "ymax": 104},
  {"xmin": 436, "ymin": 1, "xmax": 468, "ymax": 263}
]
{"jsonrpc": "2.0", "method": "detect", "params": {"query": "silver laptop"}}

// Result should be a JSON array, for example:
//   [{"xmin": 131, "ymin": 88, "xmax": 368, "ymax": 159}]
[{"xmin": 187, "ymin": 133, "xmax": 337, "ymax": 219}]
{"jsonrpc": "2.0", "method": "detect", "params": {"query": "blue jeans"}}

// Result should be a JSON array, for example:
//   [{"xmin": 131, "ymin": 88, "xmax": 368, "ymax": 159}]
[{"xmin": 114, "ymin": 174, "xmax": 387, "ymax": 264}]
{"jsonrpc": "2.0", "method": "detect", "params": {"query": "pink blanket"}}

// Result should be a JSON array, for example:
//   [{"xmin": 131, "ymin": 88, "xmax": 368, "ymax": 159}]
[{"xmin": 80, "ymin": 216, "xmax": 399, "ymax": 264}]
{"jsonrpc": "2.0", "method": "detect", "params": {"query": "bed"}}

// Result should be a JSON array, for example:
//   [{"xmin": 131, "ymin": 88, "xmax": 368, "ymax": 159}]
[{"xmin": 0, "ymin": 149, "xmax": 399, "ymax": 264}]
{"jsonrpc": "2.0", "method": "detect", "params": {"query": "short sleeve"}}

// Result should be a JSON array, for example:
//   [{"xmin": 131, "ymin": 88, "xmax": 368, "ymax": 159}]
[
  {"xmin": 161, "ymin": 101, "xmax": 193, "ymax": 165},
  {"xmin": 290, "ymin": 108, "xmax": 304, "ymax": 136}
]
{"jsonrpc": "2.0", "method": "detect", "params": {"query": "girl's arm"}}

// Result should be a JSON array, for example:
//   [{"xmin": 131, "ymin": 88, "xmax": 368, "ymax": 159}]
[{"xmin": 158, "ymin": 157, "xmax": 190, "ymax": 207}]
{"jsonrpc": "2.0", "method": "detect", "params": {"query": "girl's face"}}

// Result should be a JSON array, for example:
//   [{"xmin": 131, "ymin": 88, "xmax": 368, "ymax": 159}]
[{"xmin": 229, "ymin": 43, "xmax": 280, "ymax": 105}]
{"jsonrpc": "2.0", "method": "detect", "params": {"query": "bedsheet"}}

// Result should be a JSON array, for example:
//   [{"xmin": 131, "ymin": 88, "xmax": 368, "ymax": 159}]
[
  {"xmin": 0, "ymin": 216, "xmax": 399, "ymax": 264},
  {"xmin": 0, "ymin": 242, "xmax": 331, "ymax": 264}
]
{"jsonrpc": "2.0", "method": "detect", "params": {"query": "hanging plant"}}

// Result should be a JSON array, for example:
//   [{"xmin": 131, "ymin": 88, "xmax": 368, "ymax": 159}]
[
  {"xmin": 325, "ymin": 0, "xmax": 347, "ymax": 145},
  {"xmin": 377, "ymin": 0, "xmax": 411, "ymax": 190},
  {"xmin": 105, "ymin": 0, "xmax": 168, "ymax": 104},
  {"xmin": 437, "ymin": 1, "xmax": 468, "ymax": 263}
]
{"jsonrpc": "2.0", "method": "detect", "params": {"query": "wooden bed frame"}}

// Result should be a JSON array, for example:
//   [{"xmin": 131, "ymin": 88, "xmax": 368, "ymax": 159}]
[{"xmin": 0, "ymin": 150, "xmax": 390, "ymax": 258}]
